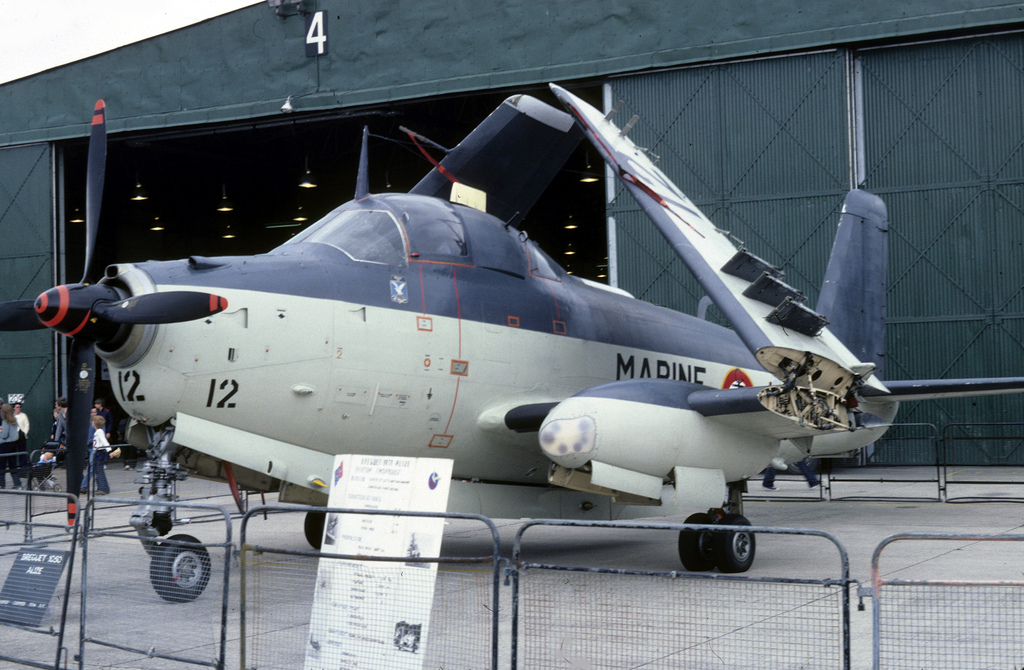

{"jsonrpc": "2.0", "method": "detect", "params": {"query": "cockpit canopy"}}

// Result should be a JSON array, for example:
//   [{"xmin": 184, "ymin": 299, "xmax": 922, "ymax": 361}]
[{"xmin": 279, "ymin": 193, "xmax": 563, "ymax": 280}]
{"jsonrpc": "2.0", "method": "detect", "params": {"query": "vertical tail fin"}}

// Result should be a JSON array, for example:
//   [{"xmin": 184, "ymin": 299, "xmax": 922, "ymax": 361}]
[{"xmin": 817, "ymin": 190, "xmax": 889, "ymax": 378}]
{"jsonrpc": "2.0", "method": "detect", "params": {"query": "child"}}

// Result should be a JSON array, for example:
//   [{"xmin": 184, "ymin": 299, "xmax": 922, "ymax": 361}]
[
  {"xmin": 79, "ymin": 416, "xmax": 111, "ymax": 495},
  {"xmin": 32, "ymin": 451, "xmax": 57, "ymax": 490}
]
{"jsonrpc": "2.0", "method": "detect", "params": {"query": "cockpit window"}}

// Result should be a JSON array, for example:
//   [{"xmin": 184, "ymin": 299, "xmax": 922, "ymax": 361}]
[
  {"xmin": 526, "ymin": 240, "xmax": 562, "ymax": 281},
  {"xmin": 293, "ymin": 209, "xmax": 407, "ymax": 265},
  {"xmin": 407, "ymin": 211, "xmax": 468, "ymax": 259}
]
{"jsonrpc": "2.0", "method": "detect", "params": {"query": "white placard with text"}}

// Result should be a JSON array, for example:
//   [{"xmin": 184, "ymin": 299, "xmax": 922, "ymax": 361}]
[{"xmin": 304, "ymin": 455, "xmax": 453, "ymax": 670}]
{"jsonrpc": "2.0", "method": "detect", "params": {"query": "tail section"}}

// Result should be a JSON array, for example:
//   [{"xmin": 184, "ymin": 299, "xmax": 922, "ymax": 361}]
[
  {"xmin": 817, "ymin": 190, "xmax": 889, "ymax": 379},
  {"xmin": 410, "ymin": 95, "xmax": 582, "ymax": 227}
]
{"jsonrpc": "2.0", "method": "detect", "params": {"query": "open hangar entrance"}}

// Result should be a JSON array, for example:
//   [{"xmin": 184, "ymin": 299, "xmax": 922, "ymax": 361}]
[
  {"xmin": 55, "ymin": 84, "xmax": 608, "ymax": 402},
  {"xmin": 59, "ymin": 85, "xmax": 609, "ymax": 282}
]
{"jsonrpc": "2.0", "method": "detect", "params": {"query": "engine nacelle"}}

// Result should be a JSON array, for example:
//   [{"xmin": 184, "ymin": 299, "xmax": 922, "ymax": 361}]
[{"xmin": 538, "ymin": 380, "xmax": 778, "ymax": 486}]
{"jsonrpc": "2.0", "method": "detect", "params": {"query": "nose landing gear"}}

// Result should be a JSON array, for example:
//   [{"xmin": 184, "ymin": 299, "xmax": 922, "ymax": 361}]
[{"xmin": 131, "ymin": 423, "xmax": 213, "ymax": 603}]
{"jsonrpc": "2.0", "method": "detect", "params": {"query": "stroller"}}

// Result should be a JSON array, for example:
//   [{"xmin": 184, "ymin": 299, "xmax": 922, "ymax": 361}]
[{"xmin": 30, "ymin": 450, "xmax": 62, "ymax": 492}]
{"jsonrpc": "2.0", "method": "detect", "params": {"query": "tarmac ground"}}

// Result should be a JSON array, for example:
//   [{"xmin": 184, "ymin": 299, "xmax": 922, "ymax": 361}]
[{"xmin": 2, "ymin": 462, "xmax": 1024, "ymax": 668}]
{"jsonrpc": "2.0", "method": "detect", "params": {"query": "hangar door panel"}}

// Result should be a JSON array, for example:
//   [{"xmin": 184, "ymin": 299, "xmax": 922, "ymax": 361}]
[
  {"xmin": 0, "ymin": 144, "xmax": 55, "ymax": 421},
  {"xmin": 861, "ymin": 34, "xmax": 1024, "ymax": 455},
  {"xmin": 608, "ymin": 51, "xmax": 850, "ymax": 317}
]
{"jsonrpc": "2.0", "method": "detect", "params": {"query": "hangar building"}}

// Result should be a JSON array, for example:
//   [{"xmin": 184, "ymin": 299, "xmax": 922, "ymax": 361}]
[{"xmin": 2, "ymin": 1, "xmax": 1023, "ymax": 464}]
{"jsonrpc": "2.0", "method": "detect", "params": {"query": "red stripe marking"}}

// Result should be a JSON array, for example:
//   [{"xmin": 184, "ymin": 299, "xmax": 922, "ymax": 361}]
[
  {"xmin": 35, "ymin": 292, "xmax": 48, "ymax": 313},
  {"xmin": 220, "ymin": 297, "xmax": 228, "ymax": 311},
  {"xmin": 66, "ymin": 311, "xmax": 91, "ymax": 336},
  {"xmin": 443, "ymin": 378, "xmax": 461, "ymax": 435},
  {"xmin": 210, "ymin": 294, "xmax": 217, "ymax": 312},
  {"xmin": 41, "ymin": 286, "xmax": 69, "ymax": 327},
  {"xmin": 406, "ymin": 131, "xmax": 460, "ymax": 184},
  {"xmin": 622, "ymin": 171, "xmax": 705, "ymax": 239},
  {"xmin": 92, "ymin": 100, "xmax": 105, "ymax": 125}
]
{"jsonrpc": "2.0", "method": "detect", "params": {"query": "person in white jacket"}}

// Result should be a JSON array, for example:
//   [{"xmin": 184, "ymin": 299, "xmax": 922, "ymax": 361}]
[{"xmin": 0, "ymin": 404, "xmax": 23, "ymax": 489}]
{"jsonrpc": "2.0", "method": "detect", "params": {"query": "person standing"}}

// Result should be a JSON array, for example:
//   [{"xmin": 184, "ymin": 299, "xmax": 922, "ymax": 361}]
[
  {"xmin": 79, "ymin": 415, "xmax": 111, "ymax": 495},
  {"xmin": 51, "ymin": 397, "xmax": 68, "ymax": 464},
  {"xmin": 12, "ymin": 402, "xmax": 29, "ymax": 477},
  {"xmin": 0, "ymin": 404, "xmax": 23, "ymax": 489},
  {"xmin": 762, "ymin": 458, "xmax": 819, "ymax": 490},
  {"xmin": 93, "ymin": 398, "xmax": 113, "ymax": 442}
]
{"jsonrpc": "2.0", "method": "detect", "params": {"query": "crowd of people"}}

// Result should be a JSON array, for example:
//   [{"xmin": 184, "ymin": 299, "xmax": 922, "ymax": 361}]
[{"xmin": 0, "ymin": 396, "xmax": 133, "ymax": 494}]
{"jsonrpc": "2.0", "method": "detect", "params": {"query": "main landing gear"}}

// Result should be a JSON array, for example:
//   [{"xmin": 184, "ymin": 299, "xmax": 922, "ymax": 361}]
[
  {"xmin": 677, "ymin": 481, "xmax": 755, "ymax": 573},
  {"xmin": 677, "ymin": 510, "xmax": 755, "ymax": 573}
]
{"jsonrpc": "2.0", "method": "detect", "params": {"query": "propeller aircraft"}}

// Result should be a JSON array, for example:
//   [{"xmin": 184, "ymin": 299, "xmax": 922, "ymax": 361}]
[{"xmin": 3, "ymin": 86, "xmax": 1023, "ymax": 599}]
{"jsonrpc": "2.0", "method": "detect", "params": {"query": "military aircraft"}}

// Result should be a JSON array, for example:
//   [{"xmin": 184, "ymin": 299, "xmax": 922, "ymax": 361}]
[{"xmin": 2, "ymin": 86, "xmax": 1023, "ymax": 599}]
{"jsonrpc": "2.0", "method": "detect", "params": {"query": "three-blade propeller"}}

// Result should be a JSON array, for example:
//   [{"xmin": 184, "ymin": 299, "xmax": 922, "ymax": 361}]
[{"xmin": 0, "ymin": 100, "xmax": 227, "ymax": 513}]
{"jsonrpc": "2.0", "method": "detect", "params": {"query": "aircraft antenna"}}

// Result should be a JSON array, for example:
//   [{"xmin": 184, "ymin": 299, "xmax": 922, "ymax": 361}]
[{"xmin": 355, "ymin": 125, "xmax": 370, "ymax": 199}]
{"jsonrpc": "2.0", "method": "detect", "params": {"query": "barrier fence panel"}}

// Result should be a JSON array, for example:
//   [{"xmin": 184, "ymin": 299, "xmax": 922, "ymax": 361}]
[
  {"xmin": 0, "ymin": 489, "xmax": 79, "ymax": 670},
  {"xmin": 942, "ymin": 422, "xmax": 1024, "ymax": 501},
  {"xmin": 239, "ymin": 505, "xmax": 505, "ymax": 670},
  {"xmin": 511, "ymin": 520, "xmax": 853, "ymax": 670},
  {"xmin": 871, "ymin": 532, "xmax": 1024, "ymax": 669},
  {"xmin": 78, "ymin": 497, "xmax": 233, "ymax": 669},
  {"xmin": 823, "ymin": 423, "xmax": 943, "ymax": 502}
]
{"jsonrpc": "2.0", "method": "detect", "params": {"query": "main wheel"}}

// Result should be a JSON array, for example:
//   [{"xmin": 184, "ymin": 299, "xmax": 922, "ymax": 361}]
[
  {"xmin": 150, "ymin": 534, "xmax": 212, "ymax": 603},
  {"xmin": 712, "ymin": 513, "xmax": 755, "ymax": 573},
  {"xmin": 678, "ymin": 512, "xmax": 716, "ymax": 571},
  {"xmin": 304, "ymin": 511, "xmax": 325, "ymax": 550}
]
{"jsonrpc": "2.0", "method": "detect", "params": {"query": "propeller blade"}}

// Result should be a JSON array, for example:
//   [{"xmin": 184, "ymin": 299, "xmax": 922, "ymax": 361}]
[
  {"xmin": 66, "ymin": 339, "xmax": 96, "ymax": 504},
  {"xmin": 92, "ymin": 291, "xmax": 229, "ymax": 325},
  {"xmin": 0, "ymin": 299, "xmax": 45, "ymax": 331},
  {"xmin": 82, "ymin": 100, "xmax": 107, "ymax": 284}
]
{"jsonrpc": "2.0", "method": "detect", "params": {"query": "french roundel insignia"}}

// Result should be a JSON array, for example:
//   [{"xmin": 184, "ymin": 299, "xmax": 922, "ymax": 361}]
[
  {"xmin": 428, "ymin": 472, "xmax": 439, "ymax": 490},
  {"xmin": 722, "ymin": 368, "xmax": 753, "ymax": 389},
  {"xmin": 334, "ymin": 462, "xmax": 344, "ymax": 485}
]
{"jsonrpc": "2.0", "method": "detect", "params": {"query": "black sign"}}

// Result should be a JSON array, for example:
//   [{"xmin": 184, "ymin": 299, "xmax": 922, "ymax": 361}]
[
  {"xmin": 305, "ymin": 10, "xmax": 328, "ymax": 57},
  {"xmin": 0, "ymin": 547, "xmax": 70, "ymax": 626}
]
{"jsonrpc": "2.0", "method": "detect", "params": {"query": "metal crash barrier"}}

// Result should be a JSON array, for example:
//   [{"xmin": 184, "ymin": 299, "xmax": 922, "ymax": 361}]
[
  {"xmin": 238, "ymin": 505, "xmax": 506, "ymax": 670},
  {"xmin": 824, "ymin": 423, "xmax": 943, "ymax": 502},
  {"xmin": 0, "ymin": 489, "xmax": 79, "ymax": 670},
  {"xmin": 511, "ymin": 519, "xmax": 854, "ymax": 670},
  {"xmin": 78, "ymin": 497, "xmax": 233, "ymax": 670},
  {"xmin": 941, "ymin": 422, "xmax": 1024, "ymax": 501},
  {"xmin": 870, "ymin": 532, "xmax": 1024, "ymax": 670}
]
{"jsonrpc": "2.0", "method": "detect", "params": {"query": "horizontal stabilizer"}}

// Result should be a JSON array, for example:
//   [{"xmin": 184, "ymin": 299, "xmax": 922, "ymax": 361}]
[
  {"xmin": 862, "ymin": 377, "xmax": 1024, "ymax": 401},
  {"xmin": 410, "ymin": 95, "xmax": 583, "ymax": 227}
]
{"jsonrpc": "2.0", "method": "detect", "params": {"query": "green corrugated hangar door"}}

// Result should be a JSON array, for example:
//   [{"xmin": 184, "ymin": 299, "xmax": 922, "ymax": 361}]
[
  {"xmin": 0, "ymin": 144, "xmax": 56, "ymax": 434},
  {"xmin": 608, "ymin": 37, "xmax": 1024, "ymax": 465},
  {"xmin": 861, "ymin": 33, "xmax": 1024, "ymax": 463}
]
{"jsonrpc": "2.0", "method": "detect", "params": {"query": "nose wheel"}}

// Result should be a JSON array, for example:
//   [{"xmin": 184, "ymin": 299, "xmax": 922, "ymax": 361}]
[
  {"xmin": 149, "ymin": 534, "xmax": 212, "ymax": 603},
  {"xmin": 678, "ymin": 511, "xmax": 755, "ymax": 573}
]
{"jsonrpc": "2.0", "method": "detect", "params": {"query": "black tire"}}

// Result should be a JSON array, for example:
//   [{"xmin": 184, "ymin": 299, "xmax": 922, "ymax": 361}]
[
  {"xmin": 304, "ymin": 511, "xmax": 325, "ymax": 550},
  {"xmin": 713, "ymin": 513, "xmax": 755, "ymax": 573},
  {"xmin": 149, "ymin": 534, "xmax": 212, "ymax": 603},
  {"xmin": 678, "ymin": 512, "xmax": 716, "ymax": 571}
]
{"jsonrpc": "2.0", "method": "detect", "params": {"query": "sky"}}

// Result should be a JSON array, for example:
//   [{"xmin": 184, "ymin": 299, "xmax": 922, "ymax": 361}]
[{"xmin": 0, "ymin": 0, "xmax": 262, "ymax": 84}]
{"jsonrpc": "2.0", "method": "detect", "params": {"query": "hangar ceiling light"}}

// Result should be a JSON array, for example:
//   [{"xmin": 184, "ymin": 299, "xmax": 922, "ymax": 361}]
[
  {"xmin": 298, "ymin": 157, "xmax": 317, "ymax": 188},
  {"xmin": 217, "ymin": 184, "xmax": 234, "ymax": 212}
]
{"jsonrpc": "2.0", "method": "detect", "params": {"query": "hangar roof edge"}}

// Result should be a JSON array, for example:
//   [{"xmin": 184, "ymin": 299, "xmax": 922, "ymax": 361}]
[{"xmin": 3, "ymin": 1, "xmax": 1024, "ymax": 149}]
